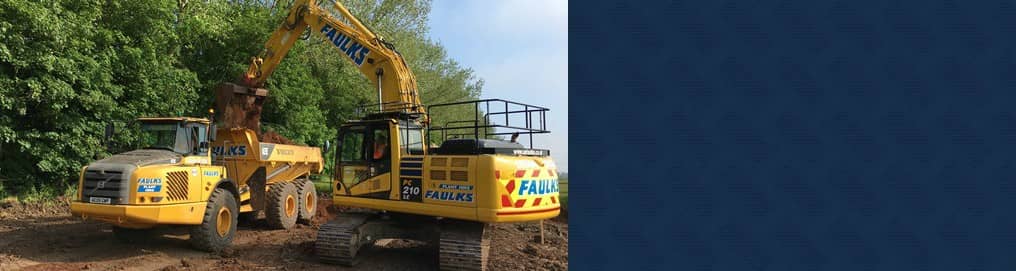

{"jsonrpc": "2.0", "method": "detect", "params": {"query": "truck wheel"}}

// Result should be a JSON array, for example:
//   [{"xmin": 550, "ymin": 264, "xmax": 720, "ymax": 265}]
[
  {"xmin": 112, "ymin": 226, "xmax": 152, "ymax": 243},
  {"xmin": 190, "ymin": 188, "xmax": 238, "ymax": 252},
  {"xmin": 266, "ymin": 182, "xmax": 298, "ymax": 229},
  {"xmin": 297, "ymin": 179, "xmax": 317, "ymax": 224}
]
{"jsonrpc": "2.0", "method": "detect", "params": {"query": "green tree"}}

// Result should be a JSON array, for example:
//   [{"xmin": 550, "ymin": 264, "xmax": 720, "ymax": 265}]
[{"xmin": 0, "ymin": 0, "xmax": 199, "ymax": 192}]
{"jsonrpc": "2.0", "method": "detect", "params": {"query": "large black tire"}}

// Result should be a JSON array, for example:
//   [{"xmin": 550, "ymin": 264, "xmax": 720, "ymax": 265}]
[
  {"xmin": 190, "ymin": 188, "xmax": 238, "ymax": 252},
  {"xmin": 297, "ymin": 179, "xmax": 317, "ymax": 224},
  {"xmin": 112, "ymin": 226, "xmax": 152, "ymax": 244},
  {"xmin": 265, "ymin": 182, "xmax": 298, "ymax": 229}
]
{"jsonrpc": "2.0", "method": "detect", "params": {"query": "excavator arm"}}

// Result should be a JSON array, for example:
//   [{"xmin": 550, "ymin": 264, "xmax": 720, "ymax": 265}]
[{"xmin": 217, "ymin": 0, "xmax": 425, "ymax": 131}]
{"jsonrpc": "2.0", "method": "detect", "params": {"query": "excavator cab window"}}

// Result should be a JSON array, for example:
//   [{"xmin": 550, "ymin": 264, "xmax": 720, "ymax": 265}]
[
  {"xmin": 337, "ymin": 126, "xmax": 367, "ymax": 188},
  {"xmin": 336, "ymin": 123, "xmax": 392, "ymax": 188},
  {"xmin": 339, "ymin": 128, "xmax": 365, "ymax": 163},
  {"xmin": 399, "ymin": 123, "xmax": 424, "ymax": 155}
]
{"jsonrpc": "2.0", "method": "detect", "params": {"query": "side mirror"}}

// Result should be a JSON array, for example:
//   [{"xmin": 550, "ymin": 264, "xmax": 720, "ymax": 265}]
[{"xmin": 209, "ymin": 125, "xmax": 217, "ymax": 142}]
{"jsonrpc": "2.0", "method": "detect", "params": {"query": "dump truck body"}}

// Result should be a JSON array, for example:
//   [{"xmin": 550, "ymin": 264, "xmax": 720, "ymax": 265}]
[{"xmin": 210, "ymin": 127, "xmax": 322, "ymax": 213}]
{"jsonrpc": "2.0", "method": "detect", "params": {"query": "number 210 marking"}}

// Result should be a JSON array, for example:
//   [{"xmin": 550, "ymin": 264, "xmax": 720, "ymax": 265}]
[{"xmin": 402, "ymin": 186, "xmax": 420, "ymax": 199}]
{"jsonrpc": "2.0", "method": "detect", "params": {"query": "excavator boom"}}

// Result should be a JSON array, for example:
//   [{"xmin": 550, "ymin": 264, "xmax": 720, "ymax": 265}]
[{"xmin": 217, "ymin": 0, "xmax": 425, "ymax": 132}]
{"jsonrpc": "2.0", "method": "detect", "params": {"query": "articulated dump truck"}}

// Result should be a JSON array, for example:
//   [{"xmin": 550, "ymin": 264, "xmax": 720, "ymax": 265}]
[{"xmin": 70, "ymin": 117, "xmax": 323, "ymax": 252}]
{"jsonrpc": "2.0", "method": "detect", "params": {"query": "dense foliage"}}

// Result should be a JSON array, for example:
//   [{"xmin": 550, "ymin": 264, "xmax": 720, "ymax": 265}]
[{"xmin": 0, "ymin": 0, "xmax": 482, "ymax": 195}]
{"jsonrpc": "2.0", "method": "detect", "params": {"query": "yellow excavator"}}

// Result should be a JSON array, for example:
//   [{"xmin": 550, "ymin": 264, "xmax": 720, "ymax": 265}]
[{"xmin": 225, "ymin": 1, "xmax": 561, "ymax": 270}]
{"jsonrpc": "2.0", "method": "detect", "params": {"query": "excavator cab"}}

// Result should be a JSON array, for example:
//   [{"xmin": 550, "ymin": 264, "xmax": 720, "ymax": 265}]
[{"xmin": 334, "ymin": 118, "xmax": 393, "ymax": 198}]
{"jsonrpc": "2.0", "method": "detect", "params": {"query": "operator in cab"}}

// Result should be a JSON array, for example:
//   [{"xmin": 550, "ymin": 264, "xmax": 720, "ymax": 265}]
[
  {"xmin": 372, "ymin": 133, "xmax": 390, "ymax": 174},
  {"xmin": 373, "ymin": 134, "xmax": 388, "ymax": 160}
]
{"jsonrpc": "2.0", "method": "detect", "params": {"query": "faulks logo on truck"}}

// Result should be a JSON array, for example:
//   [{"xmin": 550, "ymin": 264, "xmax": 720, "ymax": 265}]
[
  {"xmin": 137, "ymin": 178, "xmax": 162, "ymax": 192},
  {"xmin": 211, "ymin": 146, "xmax": 247, "ymax": 156},
  {"xmin": 425, "ymin": 191, "xmax": 474, "ymax": 203},
  {"xmin": 518, "ymin": 179, "xmax": 558, "ymax": 196},
  {"xmin": 320, "ymin": 25, "xmax": 371, "ymax": 66}
]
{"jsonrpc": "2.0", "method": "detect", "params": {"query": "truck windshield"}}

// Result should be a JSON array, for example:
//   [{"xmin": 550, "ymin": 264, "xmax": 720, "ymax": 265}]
[{"xmin": 139, "ymin": 123, "xmax": 180, "ymax": 152}]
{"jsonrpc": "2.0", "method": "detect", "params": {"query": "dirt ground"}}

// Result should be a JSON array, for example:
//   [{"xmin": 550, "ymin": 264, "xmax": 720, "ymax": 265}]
[{"xmin": 0, "ymin": 198, "xmax": 567, "ymax": 271}]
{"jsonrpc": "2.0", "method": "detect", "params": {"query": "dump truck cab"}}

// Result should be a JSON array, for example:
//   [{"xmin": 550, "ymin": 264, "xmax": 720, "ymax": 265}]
[{"xmin": 134, "ymin": 117, "xmax": 215, "ymax": 165}]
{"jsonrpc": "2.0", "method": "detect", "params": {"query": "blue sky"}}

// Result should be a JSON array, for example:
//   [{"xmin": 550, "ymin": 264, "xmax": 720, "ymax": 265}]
[{"xmin": 428, "ymin": 1, "xmax": 569, "ymax": 172}]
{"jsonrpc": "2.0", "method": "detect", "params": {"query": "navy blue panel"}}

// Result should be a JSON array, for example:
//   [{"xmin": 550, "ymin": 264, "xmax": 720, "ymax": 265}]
[
  {"xmin": 400, "ymin": 162, "xmax": 422, "ymax": 168},
  {"xmin": 400, "ymin": 169, "xmax": 422, "ymax": 177},
  {"xmin": 571, "ymin": 0, "xmax": 1016, "ymax": 270}
]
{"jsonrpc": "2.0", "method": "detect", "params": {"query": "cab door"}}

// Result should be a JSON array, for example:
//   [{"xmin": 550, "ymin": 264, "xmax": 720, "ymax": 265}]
[{"xmin": 334, "ymin": 122, "xmax": 393, "ymax": 199}]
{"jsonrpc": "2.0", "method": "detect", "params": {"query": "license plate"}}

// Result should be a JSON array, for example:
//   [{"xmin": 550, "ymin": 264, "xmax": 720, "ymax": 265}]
[{"xmin": 89, "ymin": 197, "xmax": 111, "ymax": 204}]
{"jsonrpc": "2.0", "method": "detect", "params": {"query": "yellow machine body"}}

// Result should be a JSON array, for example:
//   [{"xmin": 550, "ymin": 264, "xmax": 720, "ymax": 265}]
[
  {"xmin": 70, "ymin": 118, "xmax": 322, "ymax": 229},
  {"xmin": 332, "ymin": 120, "xmax": 560, "ymax": 223}
]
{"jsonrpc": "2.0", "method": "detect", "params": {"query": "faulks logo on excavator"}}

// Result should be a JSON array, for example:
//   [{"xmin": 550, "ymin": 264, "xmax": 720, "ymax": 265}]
[
  {"xmin": 518, "ymin": 179, "xmax": 559, "ymax": 196},
  {"xmin": 320, "ymin": 25, "xmax": 371, "ymax": 66}
]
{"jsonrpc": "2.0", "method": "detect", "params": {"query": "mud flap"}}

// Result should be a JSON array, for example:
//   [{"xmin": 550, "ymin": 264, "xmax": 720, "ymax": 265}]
[{"xmin": 248, "ymin": 167, "xmax": 266, "ymax": 211}]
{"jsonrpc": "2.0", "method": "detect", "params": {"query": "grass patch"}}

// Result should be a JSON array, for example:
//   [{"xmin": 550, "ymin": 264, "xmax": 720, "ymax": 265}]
[
  {"xmin": 17, "ymin": 185, "xmax": 75, "ymax": 203},
  {"xmin": 0, "ymin": 183, "xmax": 77, "ymax": 205}
]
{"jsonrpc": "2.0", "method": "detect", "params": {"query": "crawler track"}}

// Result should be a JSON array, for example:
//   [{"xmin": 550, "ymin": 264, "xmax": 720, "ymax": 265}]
[
  {"xmin": 315, "ymin": 213, "xmax": 370, "ymax": 266},
  {"xmin": 439, "ymin": 221, "xmax": 490, "ymax": 271}
]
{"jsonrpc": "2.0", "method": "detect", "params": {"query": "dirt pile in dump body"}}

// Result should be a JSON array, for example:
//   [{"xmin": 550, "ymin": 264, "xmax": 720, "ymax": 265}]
[
  {"xmin": 260, "ymin": 131, "xmax": 295, "ymax": 144},
  {"xmin": 0, "ymin": 198, "xmax": 568, "ymax": 270}
]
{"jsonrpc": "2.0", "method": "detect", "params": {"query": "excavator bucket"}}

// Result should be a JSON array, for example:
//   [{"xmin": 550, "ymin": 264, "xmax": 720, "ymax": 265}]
[{"xmin": 214, "ymin": 82, "xmax": 268, "ymax": 132}]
